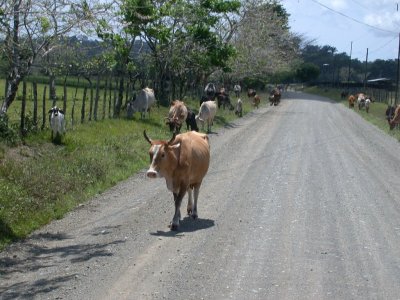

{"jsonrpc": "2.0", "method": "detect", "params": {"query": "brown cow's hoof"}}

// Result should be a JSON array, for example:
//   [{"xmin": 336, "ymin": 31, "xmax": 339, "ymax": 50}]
[
  {"xmin": 170, "ymin": 224, "xmax": 179, "ymax": 231},
  {"xmin": 191, "ymin": 213, "xmax": 198, "ymax": 220}
]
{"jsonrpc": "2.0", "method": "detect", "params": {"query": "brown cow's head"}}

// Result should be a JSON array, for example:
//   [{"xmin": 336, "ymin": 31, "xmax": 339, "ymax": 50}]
[
  {"xmin": 389, "ymin": 119, "xmax": 395, "ymax": 130},
  {"xmin": 144, "ymin": 131, "xmax": 179, "ymax": 178}
]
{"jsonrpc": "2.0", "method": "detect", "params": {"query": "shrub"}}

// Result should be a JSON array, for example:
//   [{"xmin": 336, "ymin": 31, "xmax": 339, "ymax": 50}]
[{"xmin": 0, "ymin": 114, "xmax": 19, "ymax": 146}]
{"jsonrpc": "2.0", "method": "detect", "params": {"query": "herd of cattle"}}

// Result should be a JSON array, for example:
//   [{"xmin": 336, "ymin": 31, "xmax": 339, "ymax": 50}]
[
  {"xmin": 131, "ymin": 83, "xmax": 282, "ymax": 135},
  {"xmin": 141, "ymin": 83, "xmax": 282, "ymax": 230},
  {"xmin": 346, "ymin": 92, "xmax": 400, "ymax": 130},
  {"xmin": 47, "ymin": 85, "xmax": 400, "ymax": 231},
  {"xmin": 46, "ymin": 84, "xmax": 282, "ymax": 144}
]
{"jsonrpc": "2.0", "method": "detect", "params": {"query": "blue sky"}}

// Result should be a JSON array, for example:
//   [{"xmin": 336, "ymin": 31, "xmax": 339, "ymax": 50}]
[{"xmin": 281, "ymin": 0, "xmax": 400, "ymax": 61}]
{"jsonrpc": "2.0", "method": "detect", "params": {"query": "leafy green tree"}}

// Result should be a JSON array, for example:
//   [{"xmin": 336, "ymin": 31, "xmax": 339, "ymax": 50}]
[
  {"xmin": 368, "ymin": 59, "xmax": 397, "ymax": 79},
  {"xmin": 100, "ymin": 0, "xmax": 241, "ymax": 105},
  {"xmin": 295, "ymin": 62, "xmax": 320, "ymax": 82},
  {"xmin": 0, "ymin": 0, "xmax": 105, "ymax": 115}
]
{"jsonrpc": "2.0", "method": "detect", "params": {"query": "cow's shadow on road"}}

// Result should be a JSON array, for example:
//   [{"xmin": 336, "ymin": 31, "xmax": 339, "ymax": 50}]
[{"xmin": 150, "ymin": 217, "xmax": 215, "ymax": 237}]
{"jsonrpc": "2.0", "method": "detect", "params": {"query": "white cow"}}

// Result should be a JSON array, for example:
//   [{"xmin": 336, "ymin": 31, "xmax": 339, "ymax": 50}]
[
  {"xmin": 130, "ymin": 87, "xmax": 156, "ymax": 119},
  {"xmin": 234, "ymin": 84, "xmax": 241, "ymax": 97},
  {"xmin": 357, "ymin": 93, "xmax": 372, "ymax": 113},
  {"xmin": 196, "ymin": 100, "xmax": 217, "ymax": 133},
  {"xmin": 48, "ymin": 106, "xmax": 66, "ymax": 142},
  {"xmin": 235, "ymin": 98, "xmax": 243, "ymax": 117}
]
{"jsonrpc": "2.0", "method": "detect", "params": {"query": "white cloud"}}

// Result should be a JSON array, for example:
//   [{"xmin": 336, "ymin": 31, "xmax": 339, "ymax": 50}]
[
  {"xmin": 364, "ymin": 11, "xmax": 400, "ymax": 33},
  {"xmin": 329, "ymin": 0, "xmax": 348, "ymax": 10}
]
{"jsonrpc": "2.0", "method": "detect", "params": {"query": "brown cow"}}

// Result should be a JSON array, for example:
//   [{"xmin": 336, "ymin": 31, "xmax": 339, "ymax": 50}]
[
  {"xmin": 269, "ymin": 88, "xmax": 281, "ymax": 106},
  {"xmin": 165, "ymin": 100, "xmax": 188, "ymax": 133},
  {"xmin": 388, "ymin": 105, "xmax": 400, "ymax": 130},
  {"xmin": 247, "ymin": 89, "xmax": 256, "ymax": 98},
  {"xmin": 253, "ymin": 94, "xmax": 261, "ymax": 109},
  {"xmin": 144, "ymin": 130, "xmax": 210, "ymax": 230},
  {"xmin": 348, "ymin": 95, "xmax": 356, "ymax": 108}
]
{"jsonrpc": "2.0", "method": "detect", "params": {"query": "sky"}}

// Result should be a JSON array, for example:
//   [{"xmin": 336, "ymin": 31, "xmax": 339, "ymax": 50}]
[{"xmin": 280, "ymin": 0, "xmax": 400, "ymax": 61}]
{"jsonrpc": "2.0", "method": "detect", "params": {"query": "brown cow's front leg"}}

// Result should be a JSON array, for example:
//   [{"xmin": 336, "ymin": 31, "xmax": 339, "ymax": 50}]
[
  {"xmin": 171, "ymin": 190, "xmax": 185, "ymax": 230},
  {"xmin": 187, "ymin": 188, "xmax": 193, "ymax": 215}
]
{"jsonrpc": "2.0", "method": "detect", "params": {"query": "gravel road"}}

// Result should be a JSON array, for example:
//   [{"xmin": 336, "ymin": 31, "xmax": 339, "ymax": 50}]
[{"xmin": 1, "ymin": 91, "xmax": 400, "ymax": 300}]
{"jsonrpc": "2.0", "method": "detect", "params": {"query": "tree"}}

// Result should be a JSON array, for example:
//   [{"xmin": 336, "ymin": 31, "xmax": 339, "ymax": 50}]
[
  {"xmin": 229, "ymin": 0, "xmax": 301, "ymax": 81},
  {"xmin": 97, "ymin": 0, "xmax": 241, "ymax": 105},
  {"xmin": 295, "ymin": 62, "xmax": 320, "ymax": 82},
  {"xmin": 0, "ymin": 0, "xmax": 105, "ymax": 115}
]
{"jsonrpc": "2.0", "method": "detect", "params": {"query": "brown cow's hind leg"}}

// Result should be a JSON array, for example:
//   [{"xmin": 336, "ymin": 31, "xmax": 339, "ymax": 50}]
[{"xmin": 191, "ymin": 185, "xmax": 201, "ymax": 219}]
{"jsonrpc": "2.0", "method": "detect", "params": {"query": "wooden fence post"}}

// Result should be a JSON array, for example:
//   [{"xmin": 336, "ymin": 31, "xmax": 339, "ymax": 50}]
[
  {"xmin": 63, "ymin": 82, "xmax": 67, "ymax": 113},
  {"xmin": 94, "ymin": 75, "xmax": 100, "ymax": 121},
  {"xmin": 41, "ymin": 86, "xmax": 47, "ymax": 130},
  {"xmin": 113, "ymin": 78, "xmax": 117, "ymax": 118},
  {"xmin": 89, "ymin": 85, "xmax": 93, "ymax": 121},
  {"xmin": 20, "ymin": 81, "xmax": 27, "ymax": 136},
  {"xmin": 33, "ymin": 82, "xmax": 38, "ymax": 129},
  {"xmin": 102, "ymin": 78, "xmax": 108, "ymax": 120},
  {"xmin": 81, "ymin": 86, "xmax": 87, "ymax": 123},
  {"xmin": 109, "ymin": 79, "xmax": 113, "ymax": 119}
]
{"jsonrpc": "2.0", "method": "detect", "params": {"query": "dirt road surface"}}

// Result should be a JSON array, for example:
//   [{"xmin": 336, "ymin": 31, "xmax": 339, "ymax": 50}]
[{"xmin": 1, "ymin": 91, "xmax": 400, "ymax": 300}]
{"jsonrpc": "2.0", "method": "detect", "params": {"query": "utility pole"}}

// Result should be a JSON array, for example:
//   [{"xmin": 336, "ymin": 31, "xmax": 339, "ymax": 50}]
[
  {"xmin": 396, "ymin": 33, "xmax": 400, "ymax": 105},
  {"xmin": 347, "ymin": 41, "xmax": 353, "ymax": 92},
  {"xmin": 364, "ymin": 48, "xmax": 368, "ymax": 91}
]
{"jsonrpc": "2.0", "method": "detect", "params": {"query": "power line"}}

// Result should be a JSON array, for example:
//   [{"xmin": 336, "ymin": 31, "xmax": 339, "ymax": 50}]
[
  {"xmin": 370, "ymin": 36, "xmax": 398, "ymax": 54},
  {"xmin": 348, "ymin": 0, "xmax": 370, "ymax": 11},
  {"xmin": 310, "ymin": 0, "xmax": 398, "ymax": 35}
]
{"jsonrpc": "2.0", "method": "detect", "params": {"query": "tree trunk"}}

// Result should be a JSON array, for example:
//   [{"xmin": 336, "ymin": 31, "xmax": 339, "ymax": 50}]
[
  {"xmin": 1, "ymin": 77, "xmax": 22, "ymax": 115},
  {"xmin": 0, "ymin": 1, "xmax": 22, "ymax": 116}
]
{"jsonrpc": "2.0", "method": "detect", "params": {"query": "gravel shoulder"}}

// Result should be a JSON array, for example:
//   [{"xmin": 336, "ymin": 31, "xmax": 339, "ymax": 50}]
[{"xmin": 1, "ymin": 91, "xmax": 400, "ymax": 300}]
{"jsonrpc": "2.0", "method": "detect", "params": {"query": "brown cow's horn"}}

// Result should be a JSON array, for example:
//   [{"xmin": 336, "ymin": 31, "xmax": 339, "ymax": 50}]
[
  {"xmin": 143, "ymin": 130, "xmax": 152, "ymax": 144},
  {"xmin": 168, "ymin": 132, "xmax": 177, "ymax": 145}
]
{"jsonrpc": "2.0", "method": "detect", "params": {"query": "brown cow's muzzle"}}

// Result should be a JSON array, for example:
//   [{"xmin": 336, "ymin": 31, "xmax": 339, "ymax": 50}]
[{"xmin": 146, "ymin": 169, "xmax": 158, "ymax": 178}]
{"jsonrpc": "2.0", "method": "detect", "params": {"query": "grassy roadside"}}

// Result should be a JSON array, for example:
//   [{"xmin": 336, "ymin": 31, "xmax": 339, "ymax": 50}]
[
  {"xmin": 304, "ymin": 86, "xmax": 400, "ymax": 142},
  {"xmin": 0, "ymin": 93, "xmax": 257, "ymax": 251}
]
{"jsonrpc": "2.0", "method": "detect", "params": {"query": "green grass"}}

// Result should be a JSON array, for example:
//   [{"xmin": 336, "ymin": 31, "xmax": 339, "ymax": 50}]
[
  {"xmin": 0, "ymin": 85, "xmax": 259, "ymax": 250},
  {"xmin": 304, "ymin": 86, "xmax": 400, "ymax": 142}
]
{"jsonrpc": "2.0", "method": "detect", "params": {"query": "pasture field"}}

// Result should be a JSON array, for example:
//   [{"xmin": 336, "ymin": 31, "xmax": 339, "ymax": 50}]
[
  {"xmin": 304, "ymin": 86, "xmax": 400, "ymax": 142},
  {"xmin": 0, "ymin": 79, "xmax": 259, "ymax": 250}
]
